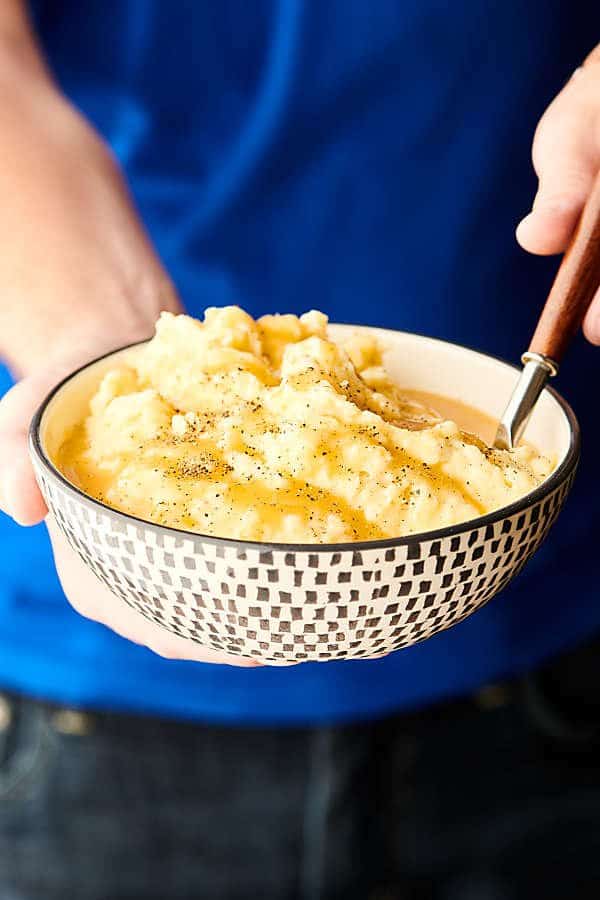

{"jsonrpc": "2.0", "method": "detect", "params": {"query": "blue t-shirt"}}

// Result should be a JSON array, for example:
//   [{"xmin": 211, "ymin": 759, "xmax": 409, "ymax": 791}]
[{"xmin": 1, "ymin": 1, "xmax": 597, "ymax": 724}]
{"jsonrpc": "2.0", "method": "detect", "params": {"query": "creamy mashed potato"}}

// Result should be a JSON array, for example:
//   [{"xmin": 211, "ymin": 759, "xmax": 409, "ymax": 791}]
[{"xmin": 57, "ymin": 307, "xmax": 553, "ymax": 542}]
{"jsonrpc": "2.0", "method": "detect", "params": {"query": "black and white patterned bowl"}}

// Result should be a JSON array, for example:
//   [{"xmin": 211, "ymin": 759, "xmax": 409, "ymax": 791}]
[{"xmin": 29, "ymin": 326, "xmax": 579, "ymax": 663}]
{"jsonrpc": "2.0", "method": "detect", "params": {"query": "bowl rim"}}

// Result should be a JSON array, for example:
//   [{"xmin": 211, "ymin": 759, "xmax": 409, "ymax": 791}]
[{"xmin": 29, "ymin": 326, "xmax": 581, "ymax": 553}]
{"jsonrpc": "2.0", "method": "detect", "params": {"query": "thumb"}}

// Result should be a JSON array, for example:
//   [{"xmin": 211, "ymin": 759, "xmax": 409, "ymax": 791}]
[
  {"xmin": 517, "ymin": 65, "xmax": 599, "ymax": 256},
  {"xmin": 516, "ymin": 170, "xmax": 594, "ymax": 257},
  {"xmin": 0, "ymin": 354, "xmax": 93, "ymax": 525}
]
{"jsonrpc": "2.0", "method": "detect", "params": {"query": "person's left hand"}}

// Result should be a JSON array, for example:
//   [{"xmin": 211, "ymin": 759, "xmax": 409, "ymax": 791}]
[{"xmin": 516, "ymin": 43, "xmax": 600, "ymax": 343}]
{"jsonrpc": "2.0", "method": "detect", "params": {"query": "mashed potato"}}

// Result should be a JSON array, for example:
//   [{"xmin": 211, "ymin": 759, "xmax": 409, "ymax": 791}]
[{"xmin": 57, "ymin": 307, "xmax": 553, "ymax": 542}]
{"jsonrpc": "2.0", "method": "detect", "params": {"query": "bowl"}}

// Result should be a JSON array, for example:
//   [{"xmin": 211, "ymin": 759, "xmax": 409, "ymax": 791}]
[{"xmin": 29, "ymin": 326, "xmax": 579, "ymax": 663}]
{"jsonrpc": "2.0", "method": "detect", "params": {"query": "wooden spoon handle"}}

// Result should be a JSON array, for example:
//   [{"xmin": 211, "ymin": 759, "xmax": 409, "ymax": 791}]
[{"xmin": 528, "ymin": 169, "xmax": 600, "ymax": 363}]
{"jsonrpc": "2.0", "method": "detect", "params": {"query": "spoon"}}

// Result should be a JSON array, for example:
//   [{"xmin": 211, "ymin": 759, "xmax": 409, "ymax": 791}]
[{"xmin": 495, "ymin": 170, "xmax": 600, "ymax": 450}]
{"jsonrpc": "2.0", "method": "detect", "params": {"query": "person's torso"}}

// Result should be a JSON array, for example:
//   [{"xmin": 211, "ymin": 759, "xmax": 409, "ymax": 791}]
[{"xmin": 1, "ymin": 0, "xmax": 597, "ymax": 722}]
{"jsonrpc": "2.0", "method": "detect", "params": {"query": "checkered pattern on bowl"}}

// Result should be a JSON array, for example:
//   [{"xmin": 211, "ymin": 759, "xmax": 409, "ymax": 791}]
[{"xmin": 29, "ymin": 330, "xmax": 580, "ymax": 663}]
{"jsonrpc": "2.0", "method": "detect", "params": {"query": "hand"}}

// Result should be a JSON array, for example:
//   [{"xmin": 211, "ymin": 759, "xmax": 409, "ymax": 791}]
[
  {"xmin": 47, "ymin": 519, "xmax": 262, "ymax": 666},
  {"xmin": 0, "ymin": 361, "xmax": 263, "ymax": 668},
  {"xmin": 516, "ymin": 44, "xmax": 600, "ymax": 343},
  {"xmin": 0, "ymin": 78, "xmax": 263, "ymax": 666}
]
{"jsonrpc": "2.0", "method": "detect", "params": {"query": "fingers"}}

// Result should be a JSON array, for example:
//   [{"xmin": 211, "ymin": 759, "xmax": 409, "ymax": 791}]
[
  {"xmin": 47, "ymin": 519, "xmax": 268, "ymax": 667},
  {"xmin": 0, "ymin": 352, "xmax": 102, "ymax": 525},
  {"xmin": 516, "ymin": 188, "xmax": 590, "ymax": 256},
  {"xmin": 0, "ymin": 442, "xmax": 47, "ymax": 526},
  {"xmin": 0, "ymin": 371, "xmax": 55, "ymax": 525},
  {"xmin": 580, "ymin": 50, "xmax": 600, "ymax": 344},
  {"xmin": 517, "ymin": 64, "xmax": 600, "ymax": 255}
]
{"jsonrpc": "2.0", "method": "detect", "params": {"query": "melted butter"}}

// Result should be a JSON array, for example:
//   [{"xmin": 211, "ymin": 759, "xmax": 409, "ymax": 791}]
[{"xmin": 402, "ymin": 390, "xmax": 498, "ymax": 445}]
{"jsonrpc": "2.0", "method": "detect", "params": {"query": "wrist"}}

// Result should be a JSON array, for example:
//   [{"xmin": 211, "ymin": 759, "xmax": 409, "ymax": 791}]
[{"xmin": 5, "ymin": 285, "xmax": 181, "ymax": 380}]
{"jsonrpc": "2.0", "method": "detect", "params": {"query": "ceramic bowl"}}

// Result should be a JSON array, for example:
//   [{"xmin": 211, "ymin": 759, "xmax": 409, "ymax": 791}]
[{"xmin": 29, "ymin": 326, "xmax": 579, "ymax": 663}]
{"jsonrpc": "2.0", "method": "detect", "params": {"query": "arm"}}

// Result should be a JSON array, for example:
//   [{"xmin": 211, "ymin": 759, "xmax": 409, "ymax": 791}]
[
  {"xmin": 0, "ymin": 2, "xmax": 176, "ymax": 377},
  {"xmin": 517, "ymin": 42, "xmax": 600, "ymax": 342},
  {"xmin": 0, "ymin": 3, "xmax": 259, "ymax": 666}
]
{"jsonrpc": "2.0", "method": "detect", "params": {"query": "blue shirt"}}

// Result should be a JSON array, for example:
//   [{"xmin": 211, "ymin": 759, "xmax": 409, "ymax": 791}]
[{"xmin": 1, "ymin": 0, "xmax": 597, "ymax": 724}]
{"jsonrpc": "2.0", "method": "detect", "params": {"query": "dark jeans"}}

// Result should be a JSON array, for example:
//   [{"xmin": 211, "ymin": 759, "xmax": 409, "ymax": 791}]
[{"xmin": 2, "ymin": 638, "xmax": 600, "ymax": 900}]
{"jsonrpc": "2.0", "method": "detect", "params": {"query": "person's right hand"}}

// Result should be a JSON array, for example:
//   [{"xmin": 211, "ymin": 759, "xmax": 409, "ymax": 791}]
[
  {"xmin": 516, "ymin": 43, "xmax": 600, "ymax": 342},
  {"xmin": 0, "ymin": 63, "xmax": 262, "ymax": 666}
]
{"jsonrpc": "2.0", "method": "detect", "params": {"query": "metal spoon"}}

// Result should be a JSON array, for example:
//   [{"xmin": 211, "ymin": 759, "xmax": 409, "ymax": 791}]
[{"xmin": 495, "ymin": 171, "xmax": 600, "ymax": 450}]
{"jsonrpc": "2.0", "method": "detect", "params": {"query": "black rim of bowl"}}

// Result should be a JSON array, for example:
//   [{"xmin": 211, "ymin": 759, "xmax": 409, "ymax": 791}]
[{"xmin": 29, "ymin": 332, "xmax": 581, "ymax": 553}]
